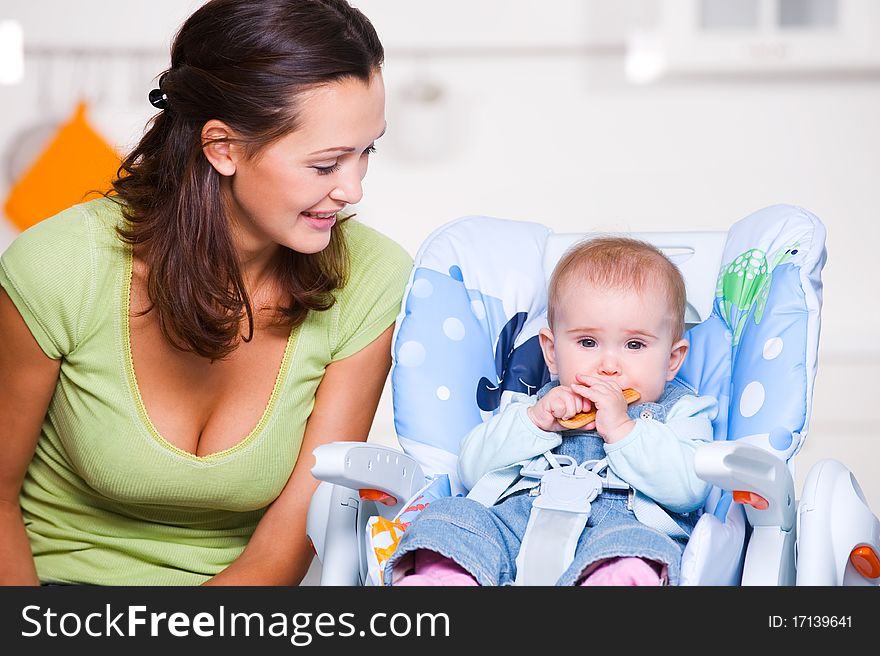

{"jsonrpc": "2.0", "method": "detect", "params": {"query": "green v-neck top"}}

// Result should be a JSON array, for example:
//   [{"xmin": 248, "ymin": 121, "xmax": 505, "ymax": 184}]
[{"xmin": 0, "ymin": 197, "xmax": 412, "ymax": 585}]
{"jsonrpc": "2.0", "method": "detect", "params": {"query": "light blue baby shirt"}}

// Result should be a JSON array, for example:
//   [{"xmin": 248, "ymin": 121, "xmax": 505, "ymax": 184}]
[{"xmin": 458, "ymin": 392, "xmax": 718, "ymax": 514}]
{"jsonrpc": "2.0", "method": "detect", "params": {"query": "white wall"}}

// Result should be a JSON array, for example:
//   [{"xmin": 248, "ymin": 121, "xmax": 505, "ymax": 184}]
[{"xmin": 1, "ymin": 1, "xmax": 878, "ymax": 513}]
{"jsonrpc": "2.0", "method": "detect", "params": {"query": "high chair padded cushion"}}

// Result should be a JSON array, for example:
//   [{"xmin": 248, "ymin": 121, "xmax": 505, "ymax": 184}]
[
  {"xmin": 392, "ymin": 216, "xmax": 552, "ymax": 494},
  {"xmin": 680, "ymin": 495, "xmax": 746, "ymax": 585}
]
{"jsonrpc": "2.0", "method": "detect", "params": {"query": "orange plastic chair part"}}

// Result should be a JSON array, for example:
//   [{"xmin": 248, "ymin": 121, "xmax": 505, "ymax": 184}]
[{"xmin": 732, "ymin": 490, "xmax": 769, "ymax": 510}]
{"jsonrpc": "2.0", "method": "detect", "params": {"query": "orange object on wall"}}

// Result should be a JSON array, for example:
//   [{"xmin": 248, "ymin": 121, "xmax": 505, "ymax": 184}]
[{"xmin": 4, "ymin": 101, "xmax": 121, "ymax": 232}]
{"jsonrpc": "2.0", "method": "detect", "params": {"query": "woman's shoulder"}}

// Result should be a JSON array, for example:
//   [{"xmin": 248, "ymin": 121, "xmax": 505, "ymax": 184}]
[
  {"xmin": 3, "ymin": 196, "xmax": 123, "ymax": 257},
  {"xmin": 340, "ymin": 217, "xmax": 411, "ymax": 266},
  {"xmin": 1, "ymin": 196, "xmax": 124, "ymax": 296},
  {"xmin": 338, "ymin": 217, "xmax": 413, "ymax": 289},
  {"xmin": 0, "ymin": 197, "xmax": 125, "ymax": 358},
  {"xmin": 325, "ymin": 219, "xmax": 413, "ymax": 360}
]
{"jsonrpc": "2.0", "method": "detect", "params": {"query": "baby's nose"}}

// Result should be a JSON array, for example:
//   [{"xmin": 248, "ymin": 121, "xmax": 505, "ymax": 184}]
[{"xmin": 598, "ymin": 352, "xmax": 620, "ymax": 376}]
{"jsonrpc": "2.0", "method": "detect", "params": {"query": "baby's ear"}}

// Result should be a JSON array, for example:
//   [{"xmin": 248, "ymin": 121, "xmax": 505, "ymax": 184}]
[
  {"xmin": 539, "ymin": 327, "xmax": 558, "ymax": 375},
  {"xmin": 666, "ymin": 338, "xmax": 689, "ymax": 380}
]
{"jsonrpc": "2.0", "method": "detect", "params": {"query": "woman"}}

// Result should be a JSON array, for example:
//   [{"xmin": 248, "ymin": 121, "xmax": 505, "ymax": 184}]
[{"xmin": 0, "ymin": 0, "xmax": 411, "ymax": 585}]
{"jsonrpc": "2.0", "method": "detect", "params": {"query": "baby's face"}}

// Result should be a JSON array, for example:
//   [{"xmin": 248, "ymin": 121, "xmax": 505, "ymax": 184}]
[{"xmin": 541, "ymin": 281, "xmax": 686, "ymax": 404}]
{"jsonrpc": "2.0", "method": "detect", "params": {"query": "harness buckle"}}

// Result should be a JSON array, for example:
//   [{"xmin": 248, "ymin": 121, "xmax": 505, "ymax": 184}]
[
  {"xmin": 532, "ymin": 466, "xmax": 603, "ymax": 514},
  {"xmin": 520, "ymin": 454, "xmax": 577, "ymax": 480}
]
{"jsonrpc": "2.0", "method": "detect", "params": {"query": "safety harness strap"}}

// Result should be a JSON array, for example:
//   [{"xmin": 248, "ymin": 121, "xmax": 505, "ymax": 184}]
[
  {"xmin": 515, "ymin": 508, "xmax": 589, "ymax": 586},
  {"xmin": 465, "ymin": 463, "xmax": 527, "ymax": 507},
  {"xmin": 467, "ymin": 452, "xmax": 691, "ymax": 584},
  {"xmin": 631, "ymin": 490, "xmax": 690, "ymax": 540},
  {"xmin": 514, "ymin": 461, "xmax": 602, "ymax": 585}
]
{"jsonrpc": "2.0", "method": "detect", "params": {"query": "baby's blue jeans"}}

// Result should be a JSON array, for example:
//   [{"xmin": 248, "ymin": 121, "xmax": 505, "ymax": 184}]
[{"xmin": 384, "ymin": 434, "xmax": 697, "ymax": 586}]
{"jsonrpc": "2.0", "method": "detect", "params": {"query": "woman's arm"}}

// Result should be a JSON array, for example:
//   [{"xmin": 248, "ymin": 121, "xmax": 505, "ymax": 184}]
[
  {"xmin": 0, "ymin": 288, "xmax": 61, "ymax": 585},
  {"xmin": 204, "ymin": 323, "xmax": 395, "ymax": 586}
]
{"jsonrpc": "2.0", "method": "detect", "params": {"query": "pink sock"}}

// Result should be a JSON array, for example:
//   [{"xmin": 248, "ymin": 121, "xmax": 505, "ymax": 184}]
[
  {"xmin": 578, "ymin": 557, "xmax": 664, "ymax": 586},
  {"xmin": 395, "ymin": 550, "xmax": 479, "ymax": 586}
]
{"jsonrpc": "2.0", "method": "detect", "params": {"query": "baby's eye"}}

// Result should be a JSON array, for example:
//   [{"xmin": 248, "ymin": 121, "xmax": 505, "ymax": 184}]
[
  {"xmin": 578, "ymin": 338, "xmax": 597, "ymax": 348},
  {"xmin": 625, "ymin": 340, "xmax": 645, "ymax": 350}
]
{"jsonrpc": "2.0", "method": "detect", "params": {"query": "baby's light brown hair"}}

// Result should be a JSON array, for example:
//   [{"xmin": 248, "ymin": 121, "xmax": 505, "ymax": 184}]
[{"xmin": 547, "ymin": 236, "xmax": 687, "ymax": 340}]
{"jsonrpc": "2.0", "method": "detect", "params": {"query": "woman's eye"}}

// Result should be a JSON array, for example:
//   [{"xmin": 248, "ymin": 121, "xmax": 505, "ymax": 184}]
[
  {"xmin": 313, "ymin": 163, "xmax": 340, "ymax": 175},
  {"xmin": 578, "ymin": 338, "xmax": 596, "ymax": 348},
  {"xmin": 363, "ymin": 145, "xmax": 377, "ymax": 156},
  {"xmin": 626, "ymin": 341, "xmax": 644, "ymax": 350}
]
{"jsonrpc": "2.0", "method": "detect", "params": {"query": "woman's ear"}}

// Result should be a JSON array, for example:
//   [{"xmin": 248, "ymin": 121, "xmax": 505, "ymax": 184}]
[
  {"xmin": 666, "ymin": 338, "xmax": 689, "ymax": 381},
  {"xmin": 539, "ymin": 327, "xmax": 558, "ymax": 375},
  {"xmin": 201, "ymin": 120, "xmax": 238, "ymax": 176}
]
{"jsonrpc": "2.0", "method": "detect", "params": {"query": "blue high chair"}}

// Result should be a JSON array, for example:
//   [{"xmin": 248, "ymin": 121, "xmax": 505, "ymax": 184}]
[{"xmin": 306, "ymin": 204, "xmax": 880, "ymax": 586}]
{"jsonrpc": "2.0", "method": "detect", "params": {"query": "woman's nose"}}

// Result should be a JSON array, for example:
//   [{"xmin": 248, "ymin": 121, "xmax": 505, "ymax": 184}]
[{"xmin": 329, "ymin": 168, "xmax": 364, "ymax": 205}]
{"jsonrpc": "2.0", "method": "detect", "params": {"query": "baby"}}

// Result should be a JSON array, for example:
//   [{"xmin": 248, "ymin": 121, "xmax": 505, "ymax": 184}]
[{"xmin": 385, "ymin": 236, "xmax": 718, "ymax": 586}]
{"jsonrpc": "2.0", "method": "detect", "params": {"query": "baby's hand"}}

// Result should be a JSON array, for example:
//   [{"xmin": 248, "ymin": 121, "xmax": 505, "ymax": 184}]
[
  {"xmin": 527, "ymin": 385, "xmax": 591, "ymax": 432},
  {"xmin": 571, "ymin": 375, "xmax": 636, "ymax": 444}
]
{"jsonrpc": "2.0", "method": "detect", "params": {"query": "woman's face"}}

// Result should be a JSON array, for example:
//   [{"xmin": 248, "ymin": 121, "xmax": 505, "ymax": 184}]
[{"xmin": 222, "ymin": 72, "xmax": 386, "ymax": 257}]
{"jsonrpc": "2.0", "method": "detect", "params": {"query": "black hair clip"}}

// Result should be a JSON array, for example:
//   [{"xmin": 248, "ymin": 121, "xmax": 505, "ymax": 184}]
[{"xmin": 148, "ymin": 88, "xmax": 169, "ymax": 110}]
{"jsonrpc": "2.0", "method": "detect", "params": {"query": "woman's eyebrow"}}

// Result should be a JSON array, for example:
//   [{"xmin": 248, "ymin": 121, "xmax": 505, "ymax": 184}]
[
  {"xmin": 308, "ymin": 125, "xmax": 387, "ymax": 157},
  {"xmin": 308, "ymin": 146, "xmax": 355, "ymax": 156}
]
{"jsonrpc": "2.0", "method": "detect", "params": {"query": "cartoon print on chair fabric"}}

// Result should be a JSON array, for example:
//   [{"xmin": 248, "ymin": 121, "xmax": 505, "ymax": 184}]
[
  {"xmin": 476, "ymin": 312, "xmax": 550, "ymax": 412},
  {"xmin": 716, "ymin": 243, "xmax": 800, "ymax": 346},
  {"xmin": 725, "ymin": 260, "xmax": 809, "ymax": 463},
  {"xmin": 391, "ymin": 215, "xmax": 552, "ymax": 490},
  {"xmin": 710, "ymin": 240, "xmax": 808, "ymax": 462},
  {"xmin": 677, "ymin": 205, "xmax": 821, "ymax": 522}
]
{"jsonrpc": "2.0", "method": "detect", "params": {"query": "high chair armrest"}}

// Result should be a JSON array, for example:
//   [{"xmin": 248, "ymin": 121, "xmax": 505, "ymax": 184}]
[
  {"xmin": 695, "ymin": 441, "xmax": 798, "ymax": 585},
  {"xmin": 694, "ymin": 441, "xmax": 796, "ymax": 531},
  {"xmin": 311, "ymin": 442, "xmax": 425, "ymax": 516},
  {"xmin": 306, "ymin": 481, "xmax": 362, "ymax": 585}
]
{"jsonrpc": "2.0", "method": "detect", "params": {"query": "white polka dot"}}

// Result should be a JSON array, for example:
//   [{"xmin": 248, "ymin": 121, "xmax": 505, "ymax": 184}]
[
  {"xmin": 763, "ymin": 337, "xmax": 783, "ymax": 360},
  {"xmin": 740, "ymin": 381, "xmax": 765, "ymax": 418},
  {"xmin": 397, "ymin": 341, "xmax": 426, "ymax": 367},
  {"xmin": 443, "ymin": 317, "xmax": 465, "ymax": 341},
  {"xmin": 470, "ymin": 299, "xmax": 486, "ymax": 320},
  {"xmin": 436, "ymin": 386, "xmax": 450, "ymax": 400},
  {"xmin": 410, "ymin": 278, "xmax": 433, "ymax": 298}
]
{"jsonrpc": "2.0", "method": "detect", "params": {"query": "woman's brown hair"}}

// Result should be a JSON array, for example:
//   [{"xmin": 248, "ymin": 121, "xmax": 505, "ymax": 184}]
[{"xmin": 111, "ymin": 0, "xmax": 384, "ymax": 360}]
